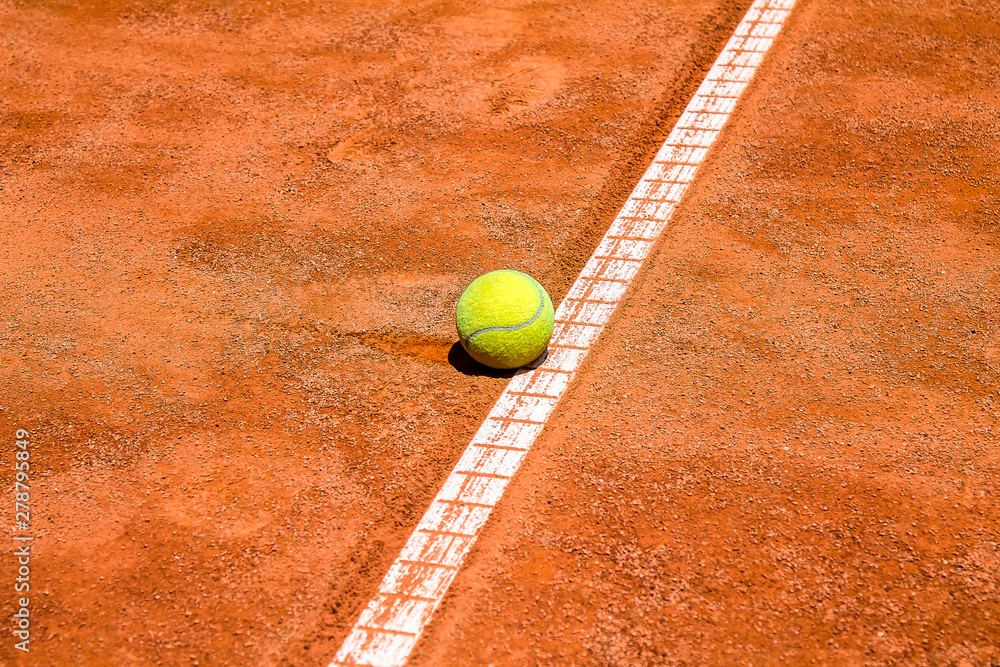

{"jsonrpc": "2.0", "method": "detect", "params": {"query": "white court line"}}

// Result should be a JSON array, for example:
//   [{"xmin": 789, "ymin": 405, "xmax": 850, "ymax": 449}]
[{"xmin": 330, "ymin": 1, "xmax": 796, "ymax": 664}]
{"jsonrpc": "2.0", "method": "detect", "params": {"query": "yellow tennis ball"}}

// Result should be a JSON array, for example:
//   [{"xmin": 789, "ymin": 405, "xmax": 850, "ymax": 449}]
[{"xmin": 455, "ymin": 270, "xmax": 554, "ymax": 369}]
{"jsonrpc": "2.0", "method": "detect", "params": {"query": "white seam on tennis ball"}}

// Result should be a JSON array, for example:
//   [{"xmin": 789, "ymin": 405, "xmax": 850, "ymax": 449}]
[
  {"xmin": 329, "ymin": 1, "xmax": 797, "ymax": 664},
  {"xmin": 464, "ymin": 281, "xmax": 547, "ymax": 340}
]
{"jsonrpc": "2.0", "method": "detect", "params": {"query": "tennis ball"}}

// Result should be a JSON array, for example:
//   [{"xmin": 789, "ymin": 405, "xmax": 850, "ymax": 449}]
[{"xmin": 456, "ymin": 270, "xmax": 554, "ymax": 370}]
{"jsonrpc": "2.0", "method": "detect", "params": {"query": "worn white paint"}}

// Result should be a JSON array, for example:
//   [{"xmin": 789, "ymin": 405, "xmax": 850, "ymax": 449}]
[{"xmin": 330, "ymin": 1, "xmax": 796, "ymax": 663}]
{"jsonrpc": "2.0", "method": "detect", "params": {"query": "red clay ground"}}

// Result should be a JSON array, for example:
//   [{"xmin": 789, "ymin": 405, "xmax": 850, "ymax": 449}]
[
  {"xmin": 2, "ymin": 0, "xmax": 999, "ymax": 665},
  {"xmin": 0, "ymin": 0, "xmax": 754, "ymax": 664},
  {"xmin": 412, "ymin": 0, "xmax": 1000, "ymax": 665}
]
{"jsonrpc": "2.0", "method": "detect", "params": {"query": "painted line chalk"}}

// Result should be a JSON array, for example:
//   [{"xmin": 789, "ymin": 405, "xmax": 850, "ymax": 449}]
[{"xmin": 330, "ymin": 1, "xmax": 796, "ymax": 664}]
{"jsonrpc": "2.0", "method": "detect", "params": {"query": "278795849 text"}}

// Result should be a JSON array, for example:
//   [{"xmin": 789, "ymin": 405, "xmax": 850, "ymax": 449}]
[{"xmin": 13, "ymin": 428, "xmax": 32, "ymax": 653}]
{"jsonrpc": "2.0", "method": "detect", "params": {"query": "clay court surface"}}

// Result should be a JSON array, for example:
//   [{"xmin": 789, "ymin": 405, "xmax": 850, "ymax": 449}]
[{"xmin": 2, "ymin": 0, "xmax": 1000, "ymax": 664}]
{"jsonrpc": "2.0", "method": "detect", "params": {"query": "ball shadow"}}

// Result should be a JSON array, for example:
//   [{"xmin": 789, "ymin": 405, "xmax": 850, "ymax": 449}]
[
  {"xmin": 447, "ymin": 341, "xmax": 518, "ymax": 378},
  {"xmin": 447, "ymin": 341, "xmax": 549, "ymax": 378}
]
